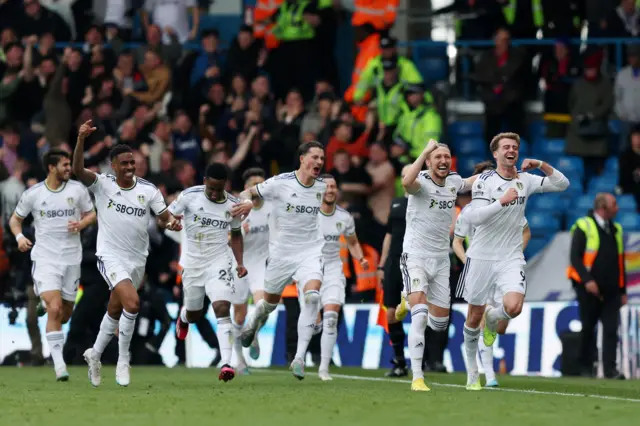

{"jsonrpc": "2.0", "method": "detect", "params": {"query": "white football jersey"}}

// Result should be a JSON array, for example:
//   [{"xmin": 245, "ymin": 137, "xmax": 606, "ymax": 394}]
[
  {"xmin": 15, "ymin": 180, "xmax": 93, "ymax": 265},
  {"xmin": 320, "ymin": 206, "xmax": 356, "ymax": 266},
  {"xmin": 466, "ymin": 170, "xmax": 545, "ymax": 262},
  {"xmin": 241, "ymin": 202, "xmax": 272, "ymax": 265},
  {"xmin": 403, "ymin": 171, "xmax": 466, "ymax": 258},
  {"xmin": 455, "ymin": 205, "xmax": 528, "ymax": 260},
  {"xmin": 169, "ymin": 186, "xmax": 242, "ymax": 269},
  {"xmin": 255, "ymin": 171, "xmax": 326, "ymax": 256},
  {"xmin": 89, "ymin": 174, "xmax": 167, "ymax": 266}
]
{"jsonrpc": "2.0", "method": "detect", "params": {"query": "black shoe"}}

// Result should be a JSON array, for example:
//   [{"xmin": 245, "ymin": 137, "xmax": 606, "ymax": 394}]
[
  {"xmin": 431, "ymin": 361, "xmax": 447, "ymax": 373},
  {"xmin": 605, "ymin": 371, "xmax": 626, "ymax": 380},
  {"xmin": 385, "ymin": 359, "xmax": 408, "ymax": 377}
]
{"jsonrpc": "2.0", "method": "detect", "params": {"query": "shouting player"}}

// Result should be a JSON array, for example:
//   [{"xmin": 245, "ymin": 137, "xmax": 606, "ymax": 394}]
[
  {"xmin": 9, "ymin": 149, "xmax": 96, "ymax": 381},
  {"xmin": 233, "ymin": 141, "xmax": 326, "ymax": 380},
  {"xmin": 312, "ymin": 173, "xmax": 368, "ymax": 381},
  {"xmin": 73, "ymin": 120, "xmax": 182, "ymax": 387},
  {"xmin": 401, "ymin": 140, "xmax": 478, "ymax": 392},
  {"xmin": 171, "ymin": 163, "xmax": 247, "ymax": 382},
  {"xmin": 232, "ymin": 168, "xmax": 271, "ymax": 374},
  {"xmin": 452, "ymin": 161, "xmax": 531, "ymax": 387},
  {"xmin": 459, "ymin": 132, "xmax": 569, "ymax": 390}
]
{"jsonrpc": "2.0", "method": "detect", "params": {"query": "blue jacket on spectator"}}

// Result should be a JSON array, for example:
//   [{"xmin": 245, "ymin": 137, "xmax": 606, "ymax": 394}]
[
  {"xmin": 173, "ymin": 131, "xmax": 201, "ymax": 164},
  {"xmin": 190, "ymin": 51, "xmax": 224, "ymax": 87}
]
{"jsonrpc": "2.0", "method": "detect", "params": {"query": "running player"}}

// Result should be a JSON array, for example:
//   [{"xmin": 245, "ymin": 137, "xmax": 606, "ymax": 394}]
[
  {"xmin": 73, "ymin": 120, "xmax": 182, "ymax": 387},
  {"xmin": 401, "ymin": 140, "xmax": 478, "ymax": 392},
  {"xmin": 452, "ymin": 161, "xmax": 531, "ymax": 387},
  {"xmin": 232, "ymin": 168, "xmax": 271, "ymax": 374},
  {"xmin": 459, "ymin": 132, "xmax": 569, "ymax": 390},
  {"xmin": 232, "ymin": 141, "xmax": 326, "ymax": 380},
  {"xmin": 8, "ymin": 149, "xmax": 96, "ymax": 381},
  {"xmin": 171, "ymin": 163, "xmax": 247, "ymax": 382},
  {"xmin": 311, "ymin": 174, "xmax": 368, "ymax": 381}
]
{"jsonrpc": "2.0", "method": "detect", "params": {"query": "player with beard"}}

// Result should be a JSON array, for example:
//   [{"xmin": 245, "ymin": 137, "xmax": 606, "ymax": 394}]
[
  {"xmin": 401, "ymin": 140, "xmax": 478, "ymax": 392},
  {"xmin": 232, "ymin": 141, "xmax": 326, "ymax": 380},
  {"xmin": 9, "ymin": 149, "xmax": 96, "ymax": 381},
  {"xmin": 459, "ymin": 132, "xmax": 569, "ymax": 390},
  {"xmin": 309, "ymin": 174, "xmax": 368, "ymax": 381},
  {"xmin": 73, "ymin": 120, "xmax": 183, "ymax": 387}
]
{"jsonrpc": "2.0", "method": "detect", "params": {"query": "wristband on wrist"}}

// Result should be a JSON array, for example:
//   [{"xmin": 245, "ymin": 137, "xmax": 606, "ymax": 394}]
[
  {"xmin": 15, "ymin": 233, "xmax": 24, "ymax": 242},
  {"xmin": 537, "ymin": 160, "xmax": 544, "ymax": 169}
]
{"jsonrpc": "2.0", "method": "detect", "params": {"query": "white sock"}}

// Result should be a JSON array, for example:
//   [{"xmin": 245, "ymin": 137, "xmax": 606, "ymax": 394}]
[
  {"xmin": 118, "ymin": 310, "xmax": 138, "ymax": 364},
  {"xmin": 46, "ymin": 331, "xmax": 65, "ymax": 370},
  {"xmin": 464, "ymin": 324, "xmax": 481, "ymax": 382},
  {"xmin": 479, "ymin": 337, "xmax": 495, "ymax": 382},
  {"xmin": 180, "ymin": 306, "xmax": 190, "ymax": 323},
  {"xmin": 486, "ymin": 305, "xmax": 511, "ymax": 330},
  {"xmin": 408, "ymin": 304, "xmax": 428, "ymax": 380},
  {"xmin": 217, "ymin": 317, "xmax": 233, "ymax": 366},
  {"xmin": 294, "ymin": 290, "xmax": 320, "ymax": 361},
  {"xmin": 92, "ymin": 314, "xmax": 119, "ymax": 360},
  {"xmin": 233, "ymin": 323, "xmax": 246, "ymax": 365},
  {"xmin": 247, "ymin": 299, "xmax": 277, "ymax": 332},
  {"xmin": 319, "ymin": 311, "xmax": 339, "ymax": 372}
]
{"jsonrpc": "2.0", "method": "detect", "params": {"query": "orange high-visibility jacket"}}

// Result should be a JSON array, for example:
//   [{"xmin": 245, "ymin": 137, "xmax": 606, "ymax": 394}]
[
  {"xmin": 352, "ymin": 0, "xmax": 399, "ymax": 30},
  {"xmin": 254, "ymin": 0, "xmax": 284, "ymax": 49},
  {"xmin": 345, "ymin": 32, "xmax": 381, "ymax": 121}
]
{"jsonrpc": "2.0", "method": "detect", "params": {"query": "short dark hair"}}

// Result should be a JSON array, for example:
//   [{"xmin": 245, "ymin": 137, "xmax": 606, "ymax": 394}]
[
  {"xmin": 319, "ymin": 173, "xmax": 335, "ymax": 181},
  {"xmin": 109, "ymin": 144, "xmax": 133, "ymax": 161},
  {"xmin": 242, "ymin": 167, "xmax": 265, "ymax": 183},
  {"xmin": 205, "ymin": 162, "xmax": 229, "ymax": 180},
  {"xmin": 298, "ymin": 141, "xmax": 324, "ymax": 156},
  {"xmin": 42, "ymin": 148, "xmax": 70, "ymax": 170},
  {"xmin": 472, "ymin": 161, "xmax": 495, "ymax": 175},
  {"xmin": 333, "ymin": 149, "xmax": 349, "ymax": 157}
]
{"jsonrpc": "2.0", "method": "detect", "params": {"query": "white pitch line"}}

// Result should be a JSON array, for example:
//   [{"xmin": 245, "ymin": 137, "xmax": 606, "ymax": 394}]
[{"xmin": 254, "ymin": 369, "xmax": 640, "ymax": 403}]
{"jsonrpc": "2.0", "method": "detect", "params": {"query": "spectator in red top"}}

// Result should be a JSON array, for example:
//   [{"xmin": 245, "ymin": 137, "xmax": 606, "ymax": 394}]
[{"xmin": 325, "ymin": 110, "xmax": 374, "ymax": 171}]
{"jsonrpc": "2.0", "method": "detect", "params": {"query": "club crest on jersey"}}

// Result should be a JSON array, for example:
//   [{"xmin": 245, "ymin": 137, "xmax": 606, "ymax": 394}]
[
  {"xmin": 110, "ymin": 272, "xmax": 117, "ymax": 282},
  {"xmin": 449, "ymin": 186, "xmax": 456, "ymax": 194},
  {"xmin": 67, "ymin": 197, "xmax": 74, "ymax": 206},
  {"xmin": 137, "ymin": 194, "xmax": 145, "ymax": 204},
  {"xmin": 316, "ymin": 192, "xmax": 322, "ymax": 201},
  {"xmin": 225, "ymin": 211, "xmax": 231, "ymax": 220},
  {"xmin": 412, "ymin": 278, "xmax": 420, "ymax": 288},
  {"xmin": 336, "ymin": 222, "xmax": 342, "ymax": 231},
  {"xmin": 516, "ymin": 182, "xmax": 524, "ymax": 191}
]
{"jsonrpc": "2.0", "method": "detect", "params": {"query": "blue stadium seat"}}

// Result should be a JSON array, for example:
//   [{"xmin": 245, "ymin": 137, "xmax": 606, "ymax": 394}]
[
  {"xmin": 413, "ymin": 44, "xmax": 448, "ymax": 60},
  {"xmin": 454, "ymin": 137, "xmax": 487, "ymax": 155},
  {"xmin": 605, "ymin": 157, "xmax": 620, "ymax": 174},
  {"xmin": 588, "ymin": 176, "xmax": 617, "ymax": 193},
  {"xmin": 528, "ymin": 193, "xmax": 569, "ymax": 214},
  {"xmin": 418, "ymin": 58, "xmax": 448, "ymax": 83},
  {"xmin": 532, "ymin": 138, "xmax": 566, "ymax": 157},
  {"xmin": 527, "ymin": 212, "xmax": 561, "ymax": 233},
  {"xmin": 519, "ymin": 138, "xmax": 530, "ymax": 155},
  {"xmin": 574, "ymin": 194, "xmax": 594, "ymax": 214},
  {"xmin": 609, "ymin": 120, "xmax": 621, "ymax": 135},
  {"xmin": 553, "ymin": 156, "xmax": 584, "ymax": 176},
  {"xmin": 449, "ymin": 121, "xmax": 483, "ymax": 137},
  {"xmin": 566, "ymin": 212, "xmax": 583, "ymax": 229},
  {"xmin": 529, "ymin": 121, "xmax": 546, "ymax": 141},
  {"xmin": 618, "ymin": 212, "xmax": 640, "ymax": 231},
  {"xmin": 618, "ymin": 194, "xmax": 637, "ymax": 212},
  {"xmin": 560, "ymin": 173, "xmax": 584, "ymax": 196},
  {"xmin": 457, "ymin": 155, "xmax": 486, "ymax": 177},
  {"xmin": 525, "ymin": 236, "xmax": 549, "ymax": 258}
]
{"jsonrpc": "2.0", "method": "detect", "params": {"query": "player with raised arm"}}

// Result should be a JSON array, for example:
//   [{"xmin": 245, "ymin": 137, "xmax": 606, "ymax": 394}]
[
  {"xmin": 172, "ymin": 163, "xmax": 247, "ymax": 382},
  {"xmin": 312, "ymin": 173, "xmax": 368, "ymax": 381},
  {"xmin": 452, "ymin": 161, "xmax": 531, "ymax": 388},
  {"xmin": 232, "ymin": 141, "xmax": 326, "ymax": 380},
  {"xmin": 401, "ymin": 140, "xmax": 478, "ymax": 392},
  {"xmin": 8, "ymin": 149, "xmax": 96, "ymax": 381},
  {"xmin": 231, "ymin": 168, "xmax": 272, "ymax": 374},
  {"xmin": 73, "ymin": 120, "xmax": 182, "ymax": 387},
  {"xmin": 459, "ymin": 132, "xmax": 569, "ymax": 390}
]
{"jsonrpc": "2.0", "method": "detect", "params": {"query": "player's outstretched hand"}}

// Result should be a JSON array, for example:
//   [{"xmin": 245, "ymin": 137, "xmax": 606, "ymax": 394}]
[
  {"xmin": 499, "ymin": 188, "xmax": 518, "ymax": 206},
  {"xmin": 231, "ymin": 200, "xmax": 252, "ymax": 219},
  {"xmin": 17, "ymin": 236, "xmax": 33, "ymax": 252},
  {"xmin": 520, "ymin": 158, "xmax": 542, "ymax": 172},
  {"xmin": 78, "ymin": 120, "xmax": 97, "ymax": 139},
  {"xmin": 359, "ymin": 257, "xmax": 370, "ymax": 270},
  {"xmin": 166, "ymin": 214, "xmax": 183, "ymax": 231},
  {"xmin": 236, "ymin": 264, "xmax": 248, "ymax": 278}
]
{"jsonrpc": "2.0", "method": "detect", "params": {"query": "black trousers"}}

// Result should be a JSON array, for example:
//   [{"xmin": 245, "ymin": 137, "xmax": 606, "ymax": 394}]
[
  {"xmin": 174, "ymin": 296, "xmax": 220, "ymax": 365},
  {"xmin": 575, "ymin": 283, "xmax": 621, "ymax": 376},
  {"xmin": 484, "ymin": 103, "xmax": 526, "ymax": 146}
]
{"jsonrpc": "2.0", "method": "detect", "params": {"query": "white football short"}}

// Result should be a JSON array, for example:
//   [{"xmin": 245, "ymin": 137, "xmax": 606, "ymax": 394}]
[
  {"xmin": 31, "ymin": 261, "xmax": 80, "ymax": 302},
  {"xmin": 234, "ymin": 256, "xmax": 267, "ymax": 304},
  {"xmin": 181, "ymin": 257, "xmax": 236, "ymax": 311},
  {"xmin": 297, "ymin": 261, "xmax": 345, "ymax": 306},
  {"xmin": 97, "ymin": 255, "xmax": 145, "ymax": 290},
  {"xmin": 265, "ymin": 249, "xmax": 323, "ymax": 296},
  {"xmin": 458, "ymin": 258, "xmax": 527, "ymax": 307},
  {"xmin": 400, "ymin": 253, "xmax": 451, "ymax": 309}
]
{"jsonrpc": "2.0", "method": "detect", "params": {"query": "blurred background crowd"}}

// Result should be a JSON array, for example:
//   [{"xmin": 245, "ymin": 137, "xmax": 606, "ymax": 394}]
[{"xmin": 0, "ymin": 0, "xmax": 638, "ymax": 371}]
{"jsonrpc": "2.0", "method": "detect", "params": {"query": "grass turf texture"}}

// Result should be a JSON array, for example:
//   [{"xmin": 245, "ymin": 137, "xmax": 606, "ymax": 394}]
[{"xmin": 1, "ymin": 366, "xmax": 639, "ymax": 425}]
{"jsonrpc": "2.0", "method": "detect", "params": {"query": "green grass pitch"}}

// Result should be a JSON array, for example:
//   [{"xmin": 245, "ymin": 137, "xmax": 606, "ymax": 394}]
[{"xmin": 1, "ymin": 366, "xmax": 639, "ymax": 425}]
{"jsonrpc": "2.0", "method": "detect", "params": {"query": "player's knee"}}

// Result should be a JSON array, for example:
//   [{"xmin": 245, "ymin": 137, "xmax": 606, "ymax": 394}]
[
  {"xmin": 46, "ymin": 301, "xmax": 63, "ymax": 321},
  {"xmin": 410, "ymin": 305, "xmax": 428, "ymax": 328},
  {"xmin": 466, "ymin": 308, "xmax": 484, "ymax": 328},
  {"xmin": 428, "ymin": 313, "xmax": 449, "ymax": 331},
  {"xmin": 504, "ymin": 301, "xmax": 522, "ymax": 318},
  {"xmin": 213, "ymin": 301, "xmax": 231, "ymax": 317},
  {"xmin": 122, "ymin": 297, "xmax": 140, "ymax": 314},
  {"xmin": 303, "ymin": 290, "xmax": 320, "ymax": 306},
  {"xmin": 233, "ymin": 305, "xmax": 247, "ymax": 325},
  {"xmin": 323, "ymin": 311, "xmax": 338, "ymax": 332}
]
